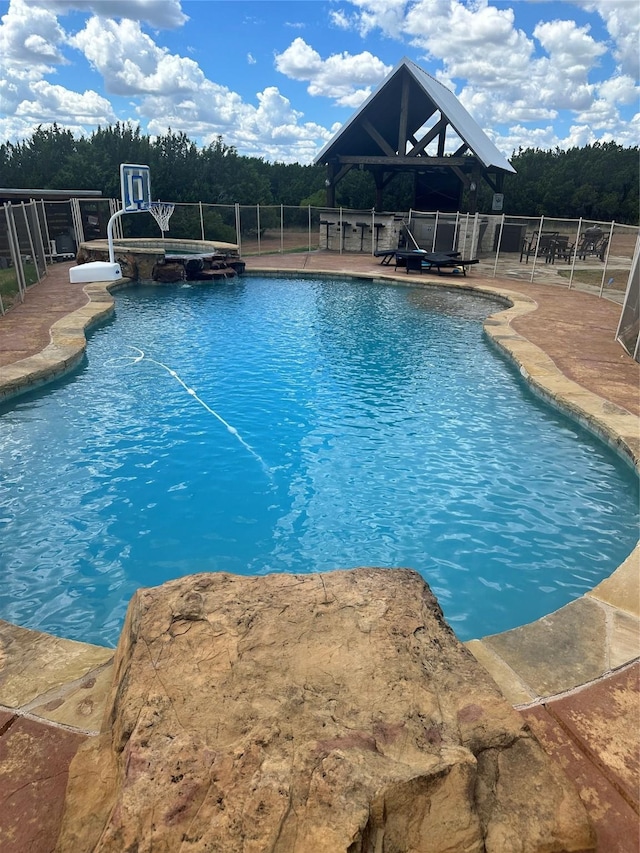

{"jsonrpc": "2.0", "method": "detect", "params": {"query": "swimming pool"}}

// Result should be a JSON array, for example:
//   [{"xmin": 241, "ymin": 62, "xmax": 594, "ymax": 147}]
[{"xmin": 0, "ymin": 276, "xmax": 637, "ymax": 647}]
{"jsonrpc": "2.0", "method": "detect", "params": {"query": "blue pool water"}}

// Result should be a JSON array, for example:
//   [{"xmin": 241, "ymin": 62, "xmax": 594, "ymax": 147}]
[{"xmin": 0, "ymin": 277, "xmax": 637, "ymax": 647}]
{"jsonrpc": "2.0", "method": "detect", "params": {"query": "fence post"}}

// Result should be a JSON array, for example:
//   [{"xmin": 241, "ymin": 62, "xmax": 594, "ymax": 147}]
[
  {"xmin": 257, "ymin": 204, "xmax": 261, "ymax": 255},
  {"xmin": 567, "ymin": 217, "xmax": 582, "ymax": 290},
  {"xmin": 27, "ymin": 200, "xmax": 47, "ymax": 280},
  {"xmin": 19, "ymin": 202, "xmax": 40, "ymax": 282},
  {"xmin": 370, "ymin": 208, "xmax": 375, "ymax": 256},
  {"xmin": 70, "ymin": 198, "xmax": 84, "ymax": 246},
  {"xmin": 5, "ymin": 203, "xmax": 26, "ymax": 300},
  {"xmin": 38, "ymin": 199, "xmax": 52, "ymax": 265},
  {"xmin": 199, "ymin": 202, "xmax": 205, "ymax": 241},
  {"xmin": 0, "ymin": 204, "xmax": 8, "ymax": 314},
  {"xmin": 234, "ymin": 203, "xmax": 241, "ymax": 255},
  {"xmin": 308, "ymin": 205, "xmax": 312, "ymax": 253},
  {"xmin": 530, "ymin": 215, "xmax": 544, "ymax": 282},
  {"xmin": 470, "ymin": 212, "xmax": 479, "ymax": 258},
  {"xmin": 615, "ymin": 233, "xmax": 640, "ymax": 357},
  {"xmin": 492, "ymin": 214, "xmax": 505, "ymax": 279},
  {"xmin": 459, "ymin": 213, "xmax": 469, "ymax": 255},
  {"xmin": 599, "ymin": 221, "xmax": 616, "ymax": 297}
]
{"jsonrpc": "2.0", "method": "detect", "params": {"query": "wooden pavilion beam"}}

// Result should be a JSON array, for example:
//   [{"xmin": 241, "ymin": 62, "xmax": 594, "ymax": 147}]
[
  {"xmin": 451, "ymin": 165, "xmax": 470, "ymax": 187},
  {"xmin": 482, "ymin": 171, "xmax": 499, "ymax": 193},
  {"xmin": 338, "ymin": 154, "xmax": 469, "ymax": 167},
  {"xmin": 407, "ymin": 115, "xmax": 447, "ymax": 157},
  {"xmin": 324, "ymin": 162, "xmax": 353, "ymax": 206},
  {"xmin": 397, "ymin": 75, "xmax": 410, "ymax": 155},
  {"xmin": 362, "ymin": 119, "xmax": 396, "ymax": 157},
  {"xmin": 331, "ymin": 163, "xmax": 354, "ymax": 184}
]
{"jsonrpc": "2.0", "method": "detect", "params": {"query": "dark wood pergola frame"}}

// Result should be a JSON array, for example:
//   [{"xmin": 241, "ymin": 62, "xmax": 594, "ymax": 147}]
[{"xmin": 315, "ymin": 58, "xmax": 515, "ymax": 214}]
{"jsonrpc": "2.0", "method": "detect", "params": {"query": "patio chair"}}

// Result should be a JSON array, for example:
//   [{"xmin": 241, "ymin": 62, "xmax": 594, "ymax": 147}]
[
  {"xmin": 558, "ymin": 229, "xmax": 609, "ymax": 263},
  {"xmin": 574, "ymin": 228, "xmax": 608, "ymax": 260},
  {"xmin": 519, "ymin": 231, "xmax": 560, "ymax": 263}
]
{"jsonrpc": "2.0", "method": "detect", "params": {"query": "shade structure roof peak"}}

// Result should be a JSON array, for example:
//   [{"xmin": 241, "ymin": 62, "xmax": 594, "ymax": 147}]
[{"xmin": 314, "ymin": 56, "xmax": 515, "ymax": 175}]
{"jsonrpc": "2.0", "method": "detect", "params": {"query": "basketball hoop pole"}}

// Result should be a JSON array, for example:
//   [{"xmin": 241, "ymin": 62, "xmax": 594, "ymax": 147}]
[
  {"xmin": 70, "ymin": 164, "xmax": 150, "ymax": 284},
  {"xmin": 106, "ymin": 208, "xmax": 126, "ymax": 264}
]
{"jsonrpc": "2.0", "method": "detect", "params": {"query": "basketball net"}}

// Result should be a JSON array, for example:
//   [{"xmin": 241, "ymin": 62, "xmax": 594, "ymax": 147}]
[{"xmin": 148, "ymin": 201, "xmax": 175, "ymax": 236}]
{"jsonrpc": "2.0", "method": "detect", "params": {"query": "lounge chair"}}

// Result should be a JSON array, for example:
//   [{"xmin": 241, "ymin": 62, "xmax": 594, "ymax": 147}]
[
  {"xmin": 396, "ymin": 250, "xmax": 479, "ymax": 276},
  {"xmin": 374, "ymin": 249, "xmax": 397, "ymax": 265}
]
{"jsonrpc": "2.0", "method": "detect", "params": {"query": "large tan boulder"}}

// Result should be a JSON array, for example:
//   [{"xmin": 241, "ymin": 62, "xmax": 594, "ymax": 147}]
[{"xmin": 56, "ymin": 568, "xmax": 595, "ymax": 852}]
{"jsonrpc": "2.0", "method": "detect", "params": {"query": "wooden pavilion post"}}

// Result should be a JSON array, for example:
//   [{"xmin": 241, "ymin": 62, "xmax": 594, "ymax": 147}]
[{"xmin": 325, "ymin": 161, "xmax": 337, "ymax": 208}]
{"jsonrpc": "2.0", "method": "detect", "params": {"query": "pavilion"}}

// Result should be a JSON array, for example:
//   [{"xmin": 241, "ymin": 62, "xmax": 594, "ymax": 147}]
[{"xmin": 314, "ymin": 57, "xmax": 515, "ymax": 213}]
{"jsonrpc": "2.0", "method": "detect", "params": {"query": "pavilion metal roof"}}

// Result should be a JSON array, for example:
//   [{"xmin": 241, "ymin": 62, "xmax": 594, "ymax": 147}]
[{"xmin": 315, "ymin": 57, "xmax": 515, "ymax": 174}]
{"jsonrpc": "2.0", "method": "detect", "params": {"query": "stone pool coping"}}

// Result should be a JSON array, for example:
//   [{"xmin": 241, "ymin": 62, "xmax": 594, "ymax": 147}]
[{"xmin": 0, "ymin": 266, "xmax": 637, "ymax": 735}]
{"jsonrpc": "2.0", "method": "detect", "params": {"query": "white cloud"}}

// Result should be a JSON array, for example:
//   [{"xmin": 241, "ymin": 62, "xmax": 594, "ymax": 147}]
[
  {"xmin": 597, "ymin": 74, "xmax": 639, "ymax": 106},
  {"xmin": 0, "ymin": 61, "xmax": 49, "ymax": 115},
  {"xmin": 34, "ymin": 0, "xmax": 188, "ymax": 29},
  {"xmin": 493, "ymin": 108, "xmax": 640, "ymax": 156},
  {"xmin": 347, "ymin": 0, "xmax": 408, "ymax": 39},
  {"xmin": 141, "ymin": 81, "xmax": 331, "ymax": 164},
  {"xmin": 70, "ymin": 17, "xmax": 204, "ymax": 96},
  {"xmin": 459, "ymin": 89, "xmax": 557, "ymax": 125},
  {"xmin": 15, "ymin": 80, "xmax": 116, "ymax": 123},
  {"xmin": 533, "ymin": 19, "xmax": 606, "ymax": 78},
  {"xmin": 274, "ymin": 37, "xmax": 392, "ymax": 106},
  {"xmin": 0, "ymin": 0, "xmax": 67, "ymax": 64},
  {"xmin": 349, "ymin": 0, "xmax": 603, "ymax": 137},
  {"xmin": 329, "ymin": 10, "xmax": 352, "ymax": 30},
  {"xmin": 529, "ymin": 19, "xmax": 605, "ymax": 110},
  {"xmin": 578, "ymin": 0, "xmax": 640, "ymax": 79},
  {"xmin": 0, "ymin": 0, "xmax": 118, "ymax": 140}
]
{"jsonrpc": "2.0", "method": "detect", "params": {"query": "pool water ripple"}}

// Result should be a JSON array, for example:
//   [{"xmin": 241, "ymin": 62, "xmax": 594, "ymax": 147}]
[{"xmin": 0, "ymin": 276, "xmax": 637, "ymax": 646}]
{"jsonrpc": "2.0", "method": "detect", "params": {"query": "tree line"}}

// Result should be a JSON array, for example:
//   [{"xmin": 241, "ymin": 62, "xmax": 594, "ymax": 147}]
[{"xmin": 0, "ymin": 124, "xmax": 637, "ymax": 224}]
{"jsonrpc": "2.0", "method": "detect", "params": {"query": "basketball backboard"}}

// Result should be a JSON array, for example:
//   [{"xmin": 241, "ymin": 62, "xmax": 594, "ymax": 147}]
[{"xmin": 120, "ymin": 163, "xmax": 151, "ymax": 212}]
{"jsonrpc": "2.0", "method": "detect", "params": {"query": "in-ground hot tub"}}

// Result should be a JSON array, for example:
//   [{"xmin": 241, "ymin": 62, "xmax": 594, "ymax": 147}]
[{"xmin": 76, "ymin": 238, "xmax": 245, "ymax": 282}]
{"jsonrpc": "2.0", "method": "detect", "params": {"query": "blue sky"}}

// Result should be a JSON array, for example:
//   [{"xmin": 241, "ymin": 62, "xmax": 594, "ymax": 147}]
[{"xmin": 0, "ymin": 0, "xmax": 638, "ymax": 163}]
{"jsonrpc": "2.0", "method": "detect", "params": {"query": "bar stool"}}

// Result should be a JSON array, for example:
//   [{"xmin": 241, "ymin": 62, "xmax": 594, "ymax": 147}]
[
  {"xmin": 355, "ymin": 221, "xmax": 370, "ymax": 252},
  {"xmin": 319, "ymin": 219, "xmax": 334, "ymax": 249},
  {"xmin": 373, "ymin": 222, "xmax": 386, "ymax": 252}
]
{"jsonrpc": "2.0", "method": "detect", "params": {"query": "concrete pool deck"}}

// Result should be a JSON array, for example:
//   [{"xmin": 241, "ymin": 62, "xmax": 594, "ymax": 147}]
[{"xmin": 0, "ymin": 255, "xmax": 638, "ymax": 851}]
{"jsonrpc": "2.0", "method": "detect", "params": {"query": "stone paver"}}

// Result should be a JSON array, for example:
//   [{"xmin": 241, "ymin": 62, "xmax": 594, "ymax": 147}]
[
  {"xmin": 0, "ymin": 715, "xmax": 88, "ymax": 853},
  {"xmin": 547, "ymin": 662, "xmax": 639, "ymax": 807},
  {"xmin": 588, "ymin": 550, "xmax": 640, "ymax": 618},
  {"xmin": 29, "ymin": 662, "xmax": 114, "ymax": 732},
  {"xmin": 481, "ymin": 597, "xmax": 615, "ymax": 698},
  {"xmin": 0, "ymin": 262, "xmax": 88, "ymax": 366},
  {"xmin": 523, "ymin": 699, "xmax": 638, "ymax": 853},
  {"xmin": 0, "ymin": 620, "xmax": 113, "ymax": 716}
]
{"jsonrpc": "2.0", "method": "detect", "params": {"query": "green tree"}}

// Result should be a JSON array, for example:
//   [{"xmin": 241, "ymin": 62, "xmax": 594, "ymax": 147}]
[{"xmin": 0, "ymin": 125, "xmax": 637, "ymax": 224}]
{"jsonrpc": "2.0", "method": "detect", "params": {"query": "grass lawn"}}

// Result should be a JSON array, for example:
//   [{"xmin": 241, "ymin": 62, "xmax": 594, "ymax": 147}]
[
  {"xmin": 0, "ymin": 262, "xmax": 39, "ymax": 310},
  {"xmin": 557, "ymin": 267, "xmax": 629, "ymax": 292}
]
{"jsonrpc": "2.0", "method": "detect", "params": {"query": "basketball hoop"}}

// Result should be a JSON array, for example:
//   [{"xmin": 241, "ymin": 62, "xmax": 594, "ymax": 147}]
[{"xmin": 148, "ymin": 201, "xmax": 175, "ymax": 234}]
